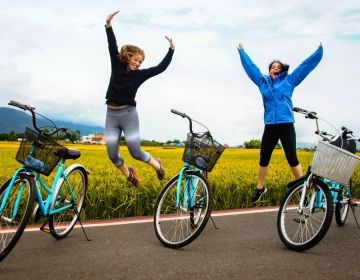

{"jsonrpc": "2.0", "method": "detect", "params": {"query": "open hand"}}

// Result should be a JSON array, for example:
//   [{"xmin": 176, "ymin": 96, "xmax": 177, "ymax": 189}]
[
  {"xmin": 106, "ymin": 11, "xmax": 119, "ymax": 27},
  {"xmin": 165, "ymin": 36, "xmax": 175, "ymax": 50}
]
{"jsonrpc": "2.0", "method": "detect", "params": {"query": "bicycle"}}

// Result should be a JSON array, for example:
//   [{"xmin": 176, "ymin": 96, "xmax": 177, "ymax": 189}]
[
  {"xmin": 153, "ymin": 109, "xmax": 225, "ymax": 249},
  {"xmin": 277, "ymin": 107, "xmax": 360, "ymax": 251},
  {"xmin": 0, "ymin": 100, "xmax": 89, "ymax": 262}
]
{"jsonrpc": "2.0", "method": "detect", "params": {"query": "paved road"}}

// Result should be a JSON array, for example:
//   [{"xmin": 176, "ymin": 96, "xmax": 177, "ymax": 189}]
[{"xmin": 1, "ymin": 206, "xmax": 360, "ymax": 280}]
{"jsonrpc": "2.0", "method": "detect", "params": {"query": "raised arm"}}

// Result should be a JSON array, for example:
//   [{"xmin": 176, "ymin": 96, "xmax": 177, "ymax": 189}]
[
  {"xmin": 237, "ymin": 43, "xmax": 263, "ymax": 86},
  {"xmin": 140, "ymin": 37, "xmax": 175, "ymax": 80},
  {"xmin": 105, "ymin": 11, "xmax": 120, "ymax": 66},
  {"xmin": 287, "ymin": 43, "xmax": 323, "ymax": 87},
  {"xmin": 141, "ymin": 49, "xmax": 174, "ymax": 80}
]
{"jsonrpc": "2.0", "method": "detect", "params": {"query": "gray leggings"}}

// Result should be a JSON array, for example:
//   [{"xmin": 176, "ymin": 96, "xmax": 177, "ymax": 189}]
[{"xmin": 105, "ymin": 106, "xmax": 150, "ymax": 167}]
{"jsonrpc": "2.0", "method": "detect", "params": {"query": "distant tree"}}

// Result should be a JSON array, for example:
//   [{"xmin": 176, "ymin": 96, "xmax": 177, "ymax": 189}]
[
  {"xmin": 141, "ymin": 139, "xmax": 162, "ymax": 146},
  {"xmin": 166, "ymin": 139, "xmax": 181, "ymax": 144},
  {"xmin": 244, "ymin": 139, "xmax": 261, "ymax": 149},
  {"xmin": 71, "ymin": 130, "xmax": 80, "ymax": 141},
  {"xmin": 244, "ymin": 139, "xmax": 281, "ymax": 149}
]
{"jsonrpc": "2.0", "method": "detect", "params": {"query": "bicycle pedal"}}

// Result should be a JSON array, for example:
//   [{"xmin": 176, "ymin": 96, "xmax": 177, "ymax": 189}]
[{"xmin": 40, "ymin": 226, "xmax": 51, "ymax": 234}]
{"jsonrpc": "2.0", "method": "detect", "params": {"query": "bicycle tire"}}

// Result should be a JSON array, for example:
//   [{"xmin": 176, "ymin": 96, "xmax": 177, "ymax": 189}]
[
  {"xmin": 154, "ymin": 170, "xmax": 212, "ymax": 249},
  {"xmin": 0, "ymin": 173, "xmax": 35, "ymax": 262},
  {"xmin": 48, "ymin": 164, "xmax": 88, "ymax": 239},
  {"xmin": 277, "ymin": 177, "xmax": 333, "ymax": 252},
  {"xmin": 335, "ymin": 180, "xmax": 351, "ymax": 226}
]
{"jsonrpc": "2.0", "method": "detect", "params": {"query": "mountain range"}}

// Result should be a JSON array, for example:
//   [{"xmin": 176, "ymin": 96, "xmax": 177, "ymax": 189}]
[{"xmin": 0, "ymin": 107, "xmax": 104, "ymax": 136}]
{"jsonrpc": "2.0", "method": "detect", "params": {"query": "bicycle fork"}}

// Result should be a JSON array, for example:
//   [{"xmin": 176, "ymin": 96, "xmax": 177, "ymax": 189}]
[
  {"xmin": 296, "ymin": 176, "xmax": 318, "ymax": 221},
  {"xmin": 175, "ymin": 169, "xmax": 218, "ymax": 230},
  {"xmin": 0, "ymin": 174, "xmax": 27, "ymax": 223}
]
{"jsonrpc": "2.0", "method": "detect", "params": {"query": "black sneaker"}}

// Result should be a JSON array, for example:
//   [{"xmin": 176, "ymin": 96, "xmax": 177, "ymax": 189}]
[{"xmin": 251, "ymin": 187, "xmax": 267, "ymax": 203}]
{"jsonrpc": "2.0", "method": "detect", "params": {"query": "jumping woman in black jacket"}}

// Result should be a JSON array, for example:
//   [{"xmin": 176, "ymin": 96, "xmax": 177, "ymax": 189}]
[{"xmin": 105, "ymin": 11, "xmax": 175, "ymax": 187}]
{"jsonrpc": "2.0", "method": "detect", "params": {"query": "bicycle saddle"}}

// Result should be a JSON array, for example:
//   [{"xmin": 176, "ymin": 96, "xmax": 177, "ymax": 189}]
[{"xmin": 55, "ymin": 148, "xmax": 81, "ymax": 160}]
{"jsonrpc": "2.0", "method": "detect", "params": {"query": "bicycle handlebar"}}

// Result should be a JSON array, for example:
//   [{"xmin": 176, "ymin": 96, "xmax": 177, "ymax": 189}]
[
  {"xmin": 9, "ymin": 100, "xmax": 35, "ymax": 111},
  {"xmin": 170, "ymin": 109, "xmax": 187, "ymax": 118},
  {"xmin": 293, "ymin": 107, "xmax": 318, "ymax": 119},
  {"xmin": 171, "ymin": 109, "xmax": 195, "ymax": 135},
  {"xmin": 293, "ymin": 106, "xmax": 359, "ymax": 143},
  {"xmin": 171, "ymin": 109, "xmax": 212, "ymax": 138},
  {"xmin": 8, "ymin": 100, "xmax": 75, "ymax": 143}
]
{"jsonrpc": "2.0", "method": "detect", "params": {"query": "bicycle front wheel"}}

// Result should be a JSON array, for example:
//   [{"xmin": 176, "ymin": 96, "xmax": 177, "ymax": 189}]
[
  {"xmin": 49, "ymin": 165, "xmax": 88, "ymax": 239},
  {"xmin": 154, "ymin": 170, "xmax": 212, "ymax": 249},
  {"xmin": 277, "ymin": 177, "xmax": 333, "ymax": 252},
  {"xmin": 0, "ymin": 173, "xmax": 35, "ymax": 262},
  {"xmin": 335, "ymin": 180, "xmax": 351, "ymax": 226}
]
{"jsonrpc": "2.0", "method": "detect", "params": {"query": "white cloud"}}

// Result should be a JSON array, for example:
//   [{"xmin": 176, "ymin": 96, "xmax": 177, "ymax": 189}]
[{"xmin": 0, "ymin": 1, "xmax": 359, "ymax": 146}]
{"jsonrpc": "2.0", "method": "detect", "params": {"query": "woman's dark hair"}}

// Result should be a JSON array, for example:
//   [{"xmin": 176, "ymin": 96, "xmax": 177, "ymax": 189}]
[{"xmin": 268, "ymin": 60, "xmax": 290, "ymax": 73}]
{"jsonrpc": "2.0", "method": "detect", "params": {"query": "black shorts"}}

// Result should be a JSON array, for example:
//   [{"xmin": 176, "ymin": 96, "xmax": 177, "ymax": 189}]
[{"xmin": 259, "ymin": 123, "xmax": 299, "ymax": 167}]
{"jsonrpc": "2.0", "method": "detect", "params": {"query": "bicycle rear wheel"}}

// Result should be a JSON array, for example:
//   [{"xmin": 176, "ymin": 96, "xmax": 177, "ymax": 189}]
[
  {"xmin": 154, "ymin": 170, "xmax": 212, "ymax": 249},
  {"xmin": 0, "ymin": 173, "xmax": 35, "ymax": 262},
  {"xmin": 277, "ymin": 177, "xmax": 333, "ymax": 252},
  {"xmin": 48, "ymin": 165, "xmax": 88, "ymax": 239},
  {"xmin": 335, "ymin": 180, "xmax": 351, "ymax": 226}
]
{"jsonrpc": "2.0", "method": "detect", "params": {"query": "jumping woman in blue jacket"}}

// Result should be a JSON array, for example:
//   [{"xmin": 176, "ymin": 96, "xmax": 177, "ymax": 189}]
[{"xmin": 237, "ymin": 43, "xmax": 323, "ymax": 203}]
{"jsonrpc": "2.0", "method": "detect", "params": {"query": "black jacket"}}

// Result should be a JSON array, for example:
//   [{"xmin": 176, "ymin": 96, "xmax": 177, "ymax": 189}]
[{"xmin": 105, "ymin": 26, "xmax": 174, "ymax": 106}]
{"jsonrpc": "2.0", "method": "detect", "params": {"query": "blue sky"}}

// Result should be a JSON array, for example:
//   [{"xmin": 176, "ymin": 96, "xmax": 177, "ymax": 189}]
[{"xmin": 0, "ymin": 0, "xmax": 359, "ymax": 146}]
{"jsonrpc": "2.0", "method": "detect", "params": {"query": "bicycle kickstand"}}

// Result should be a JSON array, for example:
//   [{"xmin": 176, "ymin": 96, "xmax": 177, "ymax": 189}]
[
  {"xmin": 350, "ymin": 201, "xmax": 360, "ymax": 228},
  {"xmin": 210, "ymin": 214, "xmax": 219, "ymax": 230},
  {"xmin": 74, "ymin": 209, "xmax": 91, "ymax": 241}
]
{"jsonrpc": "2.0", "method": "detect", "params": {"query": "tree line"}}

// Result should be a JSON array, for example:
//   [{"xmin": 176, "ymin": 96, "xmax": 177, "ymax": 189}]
[
  {"xmin": 0, "ymin": 130, "xmax": 81, "ymax": 142},
  {"xmin": 0, "ymin": 131, "xmax": 282, "ymax": 149}
]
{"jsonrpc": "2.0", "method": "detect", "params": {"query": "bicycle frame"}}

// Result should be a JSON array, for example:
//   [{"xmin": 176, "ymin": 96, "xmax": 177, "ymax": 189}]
[
  {"xmin": 315, "ymin": 179, "xmax": 349, "ymax": 206},
  {"xmin": 297, "ymin": 172, "xmax": 347, "ymax": 210},
  {"xmin": 34, "ymin": 161, "xmax": 75, "ymax": 216},
  {"xmin": 176, "ymin": 162, "xmax": 204, "ymax": 210}
]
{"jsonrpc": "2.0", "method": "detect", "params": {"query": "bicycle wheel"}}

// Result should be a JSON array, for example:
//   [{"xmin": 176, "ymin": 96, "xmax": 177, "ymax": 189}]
[
  {"xmin": 48, "ymin": 165, "xmax": 88, "ymax": 239},
  {"xmin": 154, "ymin": 170, "xmax": 212, "ymax": 249},
  {"xmin": 277, "ymin": 177, "xmax": 333, "ymax": 252},
  {"xmin": 0, "ymin": 173, "xmax": 35, "ymax": 262},
  {"xmin": 335, "ymin": 180, "xmax": 351, "ymax": 226}
]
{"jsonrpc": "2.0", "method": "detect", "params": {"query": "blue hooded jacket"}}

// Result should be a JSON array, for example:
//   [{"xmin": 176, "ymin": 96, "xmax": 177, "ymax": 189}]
[{"xmin": 238, "ymin": 45, "xmax": 323, "ymax": 124}]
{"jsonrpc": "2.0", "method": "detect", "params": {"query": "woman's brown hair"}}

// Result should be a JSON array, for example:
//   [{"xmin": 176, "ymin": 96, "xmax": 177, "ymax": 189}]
[{"xmin": 118, "ymin": 45, "xmax": 145, "ymax": 64}]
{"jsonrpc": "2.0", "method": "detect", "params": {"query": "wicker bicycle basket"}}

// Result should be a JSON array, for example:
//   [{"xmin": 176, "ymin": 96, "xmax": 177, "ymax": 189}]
[
  {"xmin": 182, "ymin": 132, "xmax": 225, "ymax": 172},
  {"xmin": 311, "ymin": 140, "xmax": 360, "ymax": 186},
  {"xmin": 16, "ymin": 127, "xmax": 68, "ymax": 176}
]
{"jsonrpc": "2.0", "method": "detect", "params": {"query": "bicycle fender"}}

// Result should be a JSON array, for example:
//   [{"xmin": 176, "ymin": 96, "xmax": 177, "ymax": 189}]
[
  {"xmin": 287, "ymin": 176, "xmax": 307, "ymax": 188},
  {"xmin": 52, "ymin": 164, "xmax": 88, "ymax": 202}
]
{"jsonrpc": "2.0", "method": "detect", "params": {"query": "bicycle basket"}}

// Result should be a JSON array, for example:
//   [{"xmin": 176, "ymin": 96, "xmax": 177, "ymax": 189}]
[
  {"xmin": 182, "ymin": 132, "xmax": 225, "ymax": 172},
  {"xmin": 311, "ymin": 140, "xmax": 360, "ymax": 186},
  {"xmin": 16, "ymin": 127, "xmax": 68, "ymax": 176}
]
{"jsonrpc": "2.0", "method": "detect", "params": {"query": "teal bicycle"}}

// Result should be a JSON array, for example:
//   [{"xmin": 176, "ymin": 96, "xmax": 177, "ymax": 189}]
[
  {"xmin": 0, "ymin": 100, "xmax": 89, "ymax": 262},
  {"xmin": 154, "ymin": 109, "xmax": 224, "ymax": 248},
  {"xmin": 277, "ymin": 107, "xmax": 360, "ymax": 251}
]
